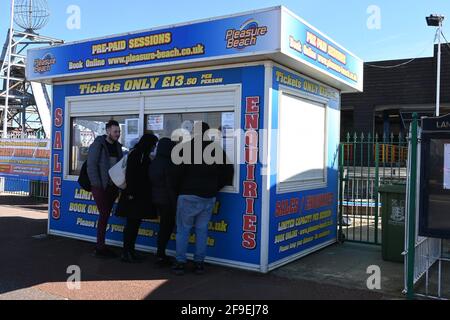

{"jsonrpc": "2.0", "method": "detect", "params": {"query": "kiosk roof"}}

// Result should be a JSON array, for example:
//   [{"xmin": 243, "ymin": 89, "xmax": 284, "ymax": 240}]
[{"xmin": 27, "ymin": 6, "xmax": 363, "ymax": 92}]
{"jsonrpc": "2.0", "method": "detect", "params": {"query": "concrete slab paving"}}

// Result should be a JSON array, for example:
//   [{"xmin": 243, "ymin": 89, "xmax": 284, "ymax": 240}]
[
  {"xmin": 272, "ymin": 242, "xmax": 405, "ymax": 298},
  {"xmin": 0, "ymin": 197, "xmax": 437, "ymax": 300}
]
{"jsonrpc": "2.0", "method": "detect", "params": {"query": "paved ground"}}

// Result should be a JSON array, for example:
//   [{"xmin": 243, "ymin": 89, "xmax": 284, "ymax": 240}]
[
  {"xmin": 273, "ymin": 242, "xmax": 405, "ymax": 297},
  {"xmin": 0, "ymin": 195, "xmax": 432, "ymax": 300},
  {"xmin": 341, "ymin": 215, "xmax": 383, "ymax": 244}
]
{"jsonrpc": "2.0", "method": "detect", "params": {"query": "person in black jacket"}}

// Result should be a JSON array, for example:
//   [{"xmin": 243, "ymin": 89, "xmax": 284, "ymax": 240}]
[
  {"xmin": 171, "ymin": 122, "xmax": 234, "ymax": 275},
  {"xmin": 116, "ymin": 133, "xmax": 159, "ymax": 263},
  {"xmin": 149, "ymin": 138, "xmax": 177, "ymax": 266}
]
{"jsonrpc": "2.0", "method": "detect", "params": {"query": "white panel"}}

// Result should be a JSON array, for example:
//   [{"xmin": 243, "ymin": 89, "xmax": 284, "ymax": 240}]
[
  {"xmin": 145, "ymin": 90, "xmax": 236, "ymax": 113},
  {"xmin": 278, "ymin": 93, "xmax": 326, "ymax": 185},
  {"xmin": 70, "ymin": 97, "xmax": 141, "ymax": 115}
]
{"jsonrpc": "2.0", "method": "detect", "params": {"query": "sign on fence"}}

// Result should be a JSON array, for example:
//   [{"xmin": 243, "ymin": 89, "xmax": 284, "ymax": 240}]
[
  {"xmin": 0, "ymin": 139, "xmax": 50, "ymax": 181},
  {"xmin": 419, "ymin": 115, "xmax": 450, "ymax": 239}
]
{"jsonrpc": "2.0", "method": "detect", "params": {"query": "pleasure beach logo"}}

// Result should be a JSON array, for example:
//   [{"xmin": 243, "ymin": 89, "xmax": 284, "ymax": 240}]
[
  {"xmin": 34, "ymin": 53, "xmax": 56, "ymax": 74},
  {"xmin": 225, "ymin": 19, "xmax": 268, "ymax": 49}
]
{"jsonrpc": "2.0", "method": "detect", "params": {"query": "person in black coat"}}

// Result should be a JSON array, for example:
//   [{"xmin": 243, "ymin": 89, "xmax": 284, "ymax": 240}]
[
  {"xmin": 170, "ymin": 122, "xmax": 234, "ymax": 274},
  {"xmin": 116, "ymin": 134, "xmax": 159, "ymax": 263},
  {"xmin": 149, "ymin": 138, "xmax": 178, "ymax": 266}
]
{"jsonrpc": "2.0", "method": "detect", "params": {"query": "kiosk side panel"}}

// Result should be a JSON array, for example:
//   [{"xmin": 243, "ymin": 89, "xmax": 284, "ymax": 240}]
[
  {"xmin": 48, "ymin": 65, "xmax": 266, "ymax": 270},
  {"xmin": 280, "ymin": 8, "xmax": 363, "ymax": 92},
  {"xmin": 267, "ymin": 66, "xmax": 340, "ymax": 268}
]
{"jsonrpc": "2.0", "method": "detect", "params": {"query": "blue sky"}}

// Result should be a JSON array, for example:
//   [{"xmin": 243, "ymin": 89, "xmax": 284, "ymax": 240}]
[{"xmin": 0, "ymin": 0, "xmax": 449, "ymax": 62}]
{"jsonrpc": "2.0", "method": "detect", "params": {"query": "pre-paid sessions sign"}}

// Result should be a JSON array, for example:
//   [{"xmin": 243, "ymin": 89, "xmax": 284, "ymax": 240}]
[
  {"xmin": 0, "ymin": 139, "xmax": 50, "ymax": 180},
  {"xmin": 27, "ymin": 7, "xmax": 363, "ymax": 91},
  {"xmin": 27, "ymin": 9, "xmax": 280, "ymax": 80}
]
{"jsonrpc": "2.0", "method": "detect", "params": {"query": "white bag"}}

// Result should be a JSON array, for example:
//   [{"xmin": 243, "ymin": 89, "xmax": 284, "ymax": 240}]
[{"xmin": 108, "ymin": 154, "xmax": 128, "ymax": 190}]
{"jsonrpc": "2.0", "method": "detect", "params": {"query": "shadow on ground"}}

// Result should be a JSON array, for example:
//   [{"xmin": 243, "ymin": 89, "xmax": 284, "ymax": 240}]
[
  {"xmin": 0, "ymin": 195, "xmax": 47, "ymax": 212},
  {"xmin": 0, "ymin": 194, "xmax": 405, "ymax": 300},
  {"xmin": 0, "ymin": 213, "xmax": 392, "ymax": 300}
]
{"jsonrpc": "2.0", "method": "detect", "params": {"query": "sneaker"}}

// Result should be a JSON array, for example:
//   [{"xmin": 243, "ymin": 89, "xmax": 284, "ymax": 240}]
[
  {"xmin": 172, "ymin": 262, "xmax": 186, "ymax": 275},
  {"xmin": 194, "ymin": 262, "xmax": 205, "ymax": 275},
  {"xmin": 94, "ymin": 247, "xmax": 118, "ymax": 259}
]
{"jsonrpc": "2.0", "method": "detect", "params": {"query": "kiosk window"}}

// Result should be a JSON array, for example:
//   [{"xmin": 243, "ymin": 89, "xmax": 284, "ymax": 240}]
[
  {"xmin": 277, "ymin": 92, "xmax": 327, "ymax": 191},
  {"xmin": 145, "ymin": 111, "xmax": 237, "ymax": 191},
  {"xmin": 69, "ymin": 115, "xmax": 138, "ymax": 175},
  {"xmin": 145, "ymin": 112, "xmax": 227, "ymax": 137}
]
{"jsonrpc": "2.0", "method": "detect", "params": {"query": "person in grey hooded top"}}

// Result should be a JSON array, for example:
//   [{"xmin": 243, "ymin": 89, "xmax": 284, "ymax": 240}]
[{"xmin": 87, "ymin": 120, "xmax": 123, "ymax": 258}]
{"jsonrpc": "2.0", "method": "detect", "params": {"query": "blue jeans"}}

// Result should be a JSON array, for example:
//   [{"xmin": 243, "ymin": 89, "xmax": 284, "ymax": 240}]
[{"xmin": 175, "ymin": 195, "xmax": 216, "ymax": 263}]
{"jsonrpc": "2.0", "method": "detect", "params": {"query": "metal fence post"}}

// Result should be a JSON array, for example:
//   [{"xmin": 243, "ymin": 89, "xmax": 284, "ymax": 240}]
[
  {"xmin": 407, "ymin": 113, "xmax": 418, "ymax": 300},
  {"xmin": 339, "ymin": 143, "xmax": 345, "ymax": 243},
  {"xmin": 374, "ymin": 134, "xmax": 380, "ymax": 245}
]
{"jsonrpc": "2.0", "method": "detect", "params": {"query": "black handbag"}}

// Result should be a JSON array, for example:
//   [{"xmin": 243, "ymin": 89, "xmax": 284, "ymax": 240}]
[{"xmin": 78, "ymin": 161, "xmax": 91, "ymax": 192}]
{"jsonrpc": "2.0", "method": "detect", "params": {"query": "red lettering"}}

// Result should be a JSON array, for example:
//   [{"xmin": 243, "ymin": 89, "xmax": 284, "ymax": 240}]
[
  {"xmin": 246, "ymin": 97, "xmax": 260, "ymax": 113},
  {"xmin": 245, "ymin": 148, "xmax": 258, "ymax": 165},
  {"xmin": 54, "ymin": 108, "xmax": 63, "ymax": 127},
  {"xmin": 54, "ymin": 131, "xmax": 62, "ymax": 150},
  {"xmin": 245, "ymin": 114, "xmax": 259, "ymax": 130},
  {"xmin": 243, "ymin": 181, "xmax": 257, "ymax": 198},
  {"xmin": 275, "ymin": 198, "xmax": 301, "ymax": 217},
  {"xmin": 53, "ymin": 154, "xmax": 62, "ymax": 173},
  {"xmin": 35, "ymin": 149, "xmax": 50, "ymax": 159},
  {"xmin": 246, "ymin": 198, "xmax": 255, "ymax": 215},
  {"xmin": 305, "ymin": 193, "xmax": 334, "ymax": 210},
  {"xmin": 243, "ymin": 215, "xmax": 257, "ymax": 233},
  {"xmin": 52, "ymin": 200, "xmax": 61, "ymax": 220},
  {"xmin": 245, "ymin": 130, "xmax": 258, "ymax": 147},
  {"xmin": 281, "ymin": 200, "xmax": 289, "ymax": 214},
  {"xmin": 291, "ymin": 198, "xmax": 299, "ymax": 213},
  {"xmin": 242, "ymin": 96, "xmax": 261, "ymax": 251},
  {"xmin": 246, "ymin": 165, "xmax": 255, "ymax": 180},
  {"xmin": 242, "ymin": 232, "xmax": 256, "ymax": 249},
  {"xmin": 53, "ymin": 177, "xmax": 62, "ymax": 196},
  {"xmin": 275, "ymin": 201, "xmax": 281, "ymax": 216}
]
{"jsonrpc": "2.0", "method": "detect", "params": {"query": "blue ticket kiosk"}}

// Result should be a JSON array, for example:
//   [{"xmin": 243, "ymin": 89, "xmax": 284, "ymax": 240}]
[{"xmin": 27, "ymin": 6, "xmax": 363, "ymax": 272}]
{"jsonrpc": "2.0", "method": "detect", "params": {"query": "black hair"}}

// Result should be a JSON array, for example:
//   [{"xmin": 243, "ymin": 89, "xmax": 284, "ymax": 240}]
[
  {"xmin": 193, "ymin": 121, "xmax": 210, "ymax": 136},
  {"xmin": 106, "ymin": 120, "xmax": 120, "ymax": 130},
  {"xmin": 134, "ymin": 134, "xmax": 159, "ymax": 159},
  {"xmin": 156, "ymin": 137, "xmax": 176, "ymax": 158}
]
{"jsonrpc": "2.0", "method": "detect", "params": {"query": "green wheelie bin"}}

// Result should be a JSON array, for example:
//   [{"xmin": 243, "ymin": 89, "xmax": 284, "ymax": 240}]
[{"xmin": 379, "ymin": 184, "xmax": 406, "ymax": 263}]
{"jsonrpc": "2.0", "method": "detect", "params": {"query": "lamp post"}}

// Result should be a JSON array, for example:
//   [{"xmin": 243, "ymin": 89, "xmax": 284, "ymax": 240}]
[{"xmin": 426, "ymin": 14, "xmax": 445, "ymax": 117}]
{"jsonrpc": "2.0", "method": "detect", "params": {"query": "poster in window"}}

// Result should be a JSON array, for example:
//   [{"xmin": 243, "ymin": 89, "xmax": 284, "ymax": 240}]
[
  {"xmin": 221, "ymin": 112, "xmax": 235, "ymax": 163},
  {"xmin": 221, "ymin": 112, "xmax": 235, "ymax": 136},
  {"xmin": 147, "ymin": 115, "xmax": 164, "ymax": 131},
  {"xmin": 125, "ymin": 119, "xmax": 140, "ymax": 149}
]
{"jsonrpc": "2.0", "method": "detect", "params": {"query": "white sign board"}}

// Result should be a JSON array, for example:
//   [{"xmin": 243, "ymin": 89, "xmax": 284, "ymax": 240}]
[{"xmin": 444, "ymin": 144, "xmax": 450, "ymax": 189}]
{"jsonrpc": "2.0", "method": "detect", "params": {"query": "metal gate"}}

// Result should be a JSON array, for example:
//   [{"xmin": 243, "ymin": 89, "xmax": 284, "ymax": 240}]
[
  {"xmin": 338, "ymin": 133, "xmax": 408, "ymax": 244},
  {"xmin": 0, "ymin": 177, "xmax": 49, "ymax": 200}
]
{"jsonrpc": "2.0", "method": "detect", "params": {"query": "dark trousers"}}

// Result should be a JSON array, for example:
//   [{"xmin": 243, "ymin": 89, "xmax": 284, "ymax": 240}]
[
  {"xmin": 91, "ymin": 185, "xmax": 119, "ymax": 250},
  {"xmin": 156, "ymin": 203, "xmax": 176, "ymax": 258},
  {"xmin": 123, "ymin": 218, "xmax": 142, "ymax": 253}
]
